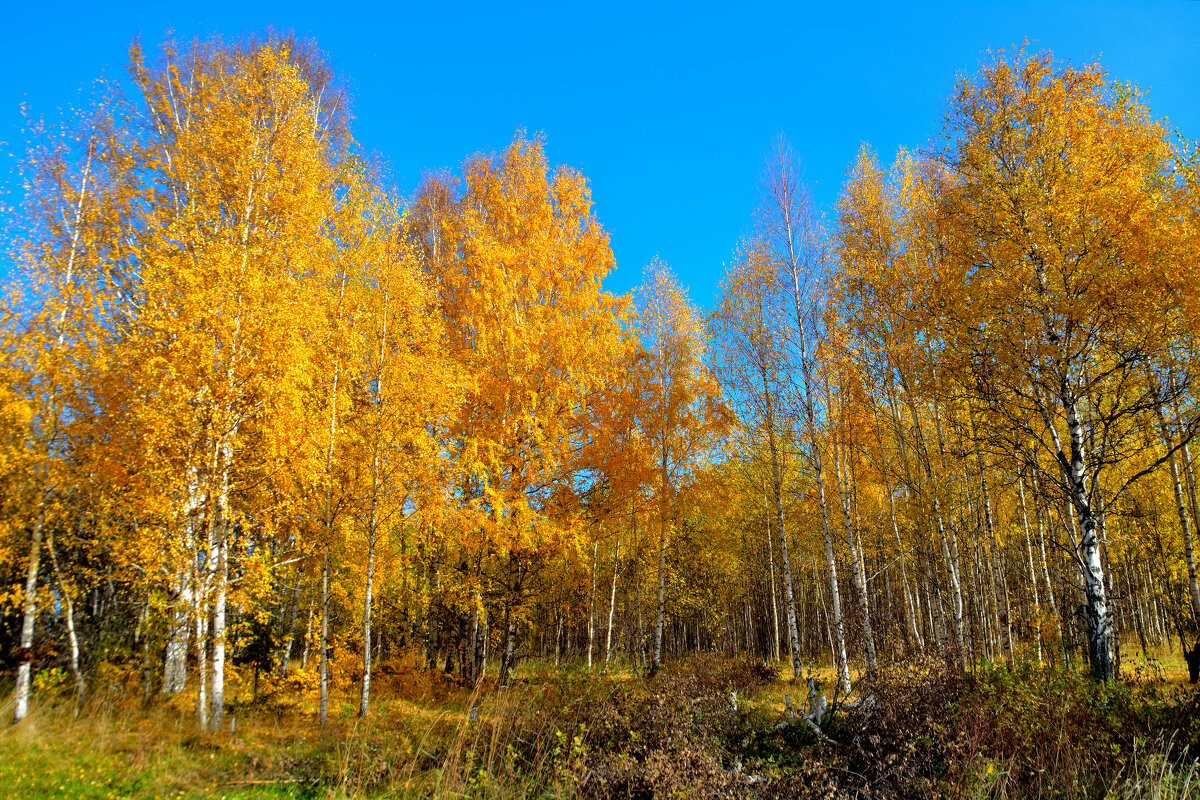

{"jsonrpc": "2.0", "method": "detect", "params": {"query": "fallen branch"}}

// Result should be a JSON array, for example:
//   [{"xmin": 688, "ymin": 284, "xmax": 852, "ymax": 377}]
[
  {"xmin": 771, "ymin": 688, "xmax": 836, "ymax": 745},
  {"xmin": 796, "ymin": 713, "xmax": 837, "ymax": 745}
]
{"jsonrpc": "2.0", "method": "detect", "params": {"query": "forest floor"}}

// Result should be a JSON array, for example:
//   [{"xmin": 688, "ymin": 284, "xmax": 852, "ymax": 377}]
[{"xmin": 2, "ymin": 648, "xmax": 1198, "ymax": 799}]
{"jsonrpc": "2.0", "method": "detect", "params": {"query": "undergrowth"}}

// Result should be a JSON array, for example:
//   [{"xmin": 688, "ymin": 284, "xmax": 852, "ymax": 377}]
[{"xmin": 1, "ymin": 652, "xmax": 1198, "ymax": 799}]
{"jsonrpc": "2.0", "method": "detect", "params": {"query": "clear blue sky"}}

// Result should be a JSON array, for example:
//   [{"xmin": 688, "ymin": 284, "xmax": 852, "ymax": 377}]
[{"xmin": 2, "ymin": 1, "xmax": 1198, "ymax": 307}]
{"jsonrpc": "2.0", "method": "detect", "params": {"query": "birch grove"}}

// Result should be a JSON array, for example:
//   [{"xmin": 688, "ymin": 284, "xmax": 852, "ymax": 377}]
[{"xmin": 4, "ymin": 39, "xmax": 1200, "ymax": 734}]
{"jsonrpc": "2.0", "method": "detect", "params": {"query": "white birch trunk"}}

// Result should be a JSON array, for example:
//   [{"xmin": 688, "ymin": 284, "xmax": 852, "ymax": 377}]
[
  {"xmin": 1051, "ymin": 395, "xmax": 1115, "ymax": 680},
  {"xmin": 361, "ymin": 290, "xmax": 390, "ymax": 718},
  {"xmin": 605, "ymin": 531, "xmax": 620, "ymax": 669},
  {"xmin": 12, "ymin": 508, "xmax": 46, "ymax": 724},
  {"xmin": 279, "ymin": 582, "xmax": 299, "ymax": 678},
  {"xmin": 1032, "ymin": 475, "xmax": 1060, "ymax": 624},
  {"xmin": 208, "ymin": 438, "xmax": 232, "ymax": 731},
  {"xmin": 360, "ymin": 517, "xmax": 377, "ymax": 717},
  {"xmin": 931, "ymin": 408, "xmax": 967, "ymax": 670},
  {"xmin": 874, "ymin": 396, "xmax": 922, "ymax": 652},
  {"xmin": 834, "ymin": 429, "xmax": 876, "ymax": 670},
  {"xmin": 502, "ymin": 612, "xmax": 516, "ymax": 686},
  {"xmin": 195, "ymin": 596, "xmax": 209, "ymax": 731},
  {"xmin": 46, "ymin": 532, "xmax": 85, "ymax": 717},
  {"xmin": 163, "ymin": 569, "xmax": 191, "ymax": 694},
  {"xmin": 587, "ymin": 540, "xmax": 598, "ymax": 672},
  {"xmin": 319, "ymin": 551, "xmax": 330, "ymax": 727},
  {"xmin": 318, "ymin": 267, "xmax": 348, "ymax": 727},
  {"xmin": 767, "ymin": 416, "xmax": 803, "ymax": 682},
  {"xmin": 1182, "ymin": 441, "xmax": 1200, "ymax": 626},
  {"xmin": 764, "ymin": 478, "xmax": 781, "ymax": 662},
  {"xmin": 301, "ymin": 603, "xmax": 313, "ymax": 671},
  {"xmin": 793, "ymin": 317, "xmax": 844, "ymax": 691},
  {"xmin": 1018, "ymin": 478, "xmax": 1044, "ymax": 662},
  {"xmin": 652, "ymin": 444, "xmax": 669, "ymax": 675},
  {"xmin": 980, "ymin": 470, "xmax": 1013, "ymax": 661},
  {"xmin": 886, "ymin": 477, "xmax": 922, "ymax": 652},
  {"xmin": 14, "ymin": 146, "xmax": 95, "ymax": 723}
]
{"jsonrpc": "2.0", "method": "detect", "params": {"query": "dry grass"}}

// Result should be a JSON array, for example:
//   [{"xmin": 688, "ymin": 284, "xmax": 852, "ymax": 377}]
[{"xmin": 1, "ymin": 649, "xmax": 1197, "ymax": 799}]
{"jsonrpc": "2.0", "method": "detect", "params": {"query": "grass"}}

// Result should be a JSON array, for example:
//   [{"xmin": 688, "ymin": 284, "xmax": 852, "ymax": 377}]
[{"xmin": 1, "ymin": 648, "xmax": 1198, "ymax": 799}]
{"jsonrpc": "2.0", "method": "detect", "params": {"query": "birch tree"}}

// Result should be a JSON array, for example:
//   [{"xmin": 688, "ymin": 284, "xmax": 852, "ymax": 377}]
[
  {"xmin": 712, "ymin": 242, "xmax": 804, "ymax": 680},
  {"xmin": 934, "ymin": 52, "xmax": 1197, "ymax": 680}
]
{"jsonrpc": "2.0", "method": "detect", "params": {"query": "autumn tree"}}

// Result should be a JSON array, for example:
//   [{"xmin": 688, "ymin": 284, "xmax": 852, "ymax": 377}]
[
  {"xmin": 759, "ymin": 139, "xmax": 858, "ymax": 692},
  {"xmin": 712, "ymin": 241, "xmax": 805, "ymax": 679},
  {"xmin": 635, "ymin": 259, "xmax": 726, "ymax": 676},
  {"xmin": 417, "ymin": 134, "xmax": 625, "ymax": 684},
  {"xmin": 85, "ymin": 37, "xmax": 364, "ymax": 729},
  {"xmin": 927, "ymin": 52, "xmax": 1200, "ymax": 680},
  {"xmin": 343, "ymin": 197, "xmax": 458, "ymax": 718},
  {"xmin": 2, "ymin": 85, "xmax": 133, "ymax": 722}
]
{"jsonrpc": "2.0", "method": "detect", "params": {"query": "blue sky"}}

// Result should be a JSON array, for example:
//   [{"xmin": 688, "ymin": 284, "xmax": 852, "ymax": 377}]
[{"xmin": 2, "ymin": 1, "xmax": 1198, "ymax": 306}]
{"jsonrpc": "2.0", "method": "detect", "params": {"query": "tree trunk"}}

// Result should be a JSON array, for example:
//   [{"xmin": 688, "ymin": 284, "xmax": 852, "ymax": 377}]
[
  {"xmin": 652, "ymin": 444, "xmax": 669, "ymax": 677},
  {"xmin": 13, "ymin": 148, "xmax": 94, "ymax": 726},
  {"xmin": 892, "ymin": 373, "xmax": 965, "ymax": 670},
  {"xmin": 930, "ymin": 408, "xmax": 967, "ymax": 671},
  {"xmin": 767, "ymin": 415, "xmax": 804, "ymax": 682},
  {"xmin": 975, "ymin": 445, "xmax": 1013, "ymax": 662},
  {"xmin": 317, "ymin": 274, "xmax": 346, "ymax": 727},
  {"xmin": 1154, "ymin": 400, "xmax": 1200, "ymax": 625},
  {"xmin": 635, "ymin": 543, "xmax": 645, "ymax": 674},
  {"xmin": 1183, "ymin": 444, "xmax": 1200, "ymax": 624},
  {"xmin": 588, "ymin": 540, "xmax": 598, "ymax": 671},
  {"xmin": 319, "ymin": 549, "xmax": 330, "ymax": 727},
  {"xmin": 195, "ymin": 595, "xmax": 209, "ymax": 730},
  {"xmin": 12, "ymin": 508, "xmax": 46, "ymax": 724},
  {"xmin": 426, "ymin": 593, "xmax": 441, "ymax": 671},
  {"xmin": 872, "ymin": 402, "xmax": 922, "ymax": 654},
  {"xmin": 834, "ymin": 430, "xmax": 876, "ymax": 670},
  {"xmin": 1018, "ymin": 477, "xmax": 1044, "ymax": 662},
  {"xmin": 554, "ymin": 612, "xmax": 563, "ymax": 667},
  {"xmin": 1033, "ymin": 476, "xmax": 1060, "ymax": 629},
  {"xmin": 192, "ymin": 446, "xmax": 213, "ymax": 730},
  {"xmin": 764, "ymin": 477, "xmax": 781, "ymax": 662},
  {"xmin": 605, "ymin": 530, "xmax": 620, "ymax": 669},
  {"xmin": 47, "ymin": 531, "xmax": 85, "ymax": 718},
  {"xmin": 208, "ymin": 445, "xmax": 231, "ymax": 731},
  {"xmin": 360, "ymin": 521, "xmax": 377, "ymax": 717},
  {"xmin": 466, "ymin": 596, "xmax": 480, "ymax": 685},
  {"xmin": 279, "ymin": 581, "xmax": 300, "ymax": 678},
  {"xmin": 1079, "ymin": 510, "xmax": 1114, "ymax": 680},
  {"xmin": 360, "ymin": 295, "xmax": 392, "ymax": 718},
  {"xmin": 887, "ymin": 477, "xmax": 922, "ymax": 653},
  {"xmin": 500, "ymin": 605, "xmax": 516, "ymax": 686},
  {"xmin": 301, "ymin": 602, "xmax": 313, "ymax": 670},
  {"xmin": 1061, "ymin": 396, "xmax": 1116, "ymax": 680},
  {"xmin": 164, "ymin": 567, "xmax": 191, "ymax": 694},
  {"xmin": 793, "ymin": 330, "xmax": 843, "ymax": 689},
  {"xmin": 819, "ymin": 510, "xmax": 851, "ymax": 694},
  {"xmin": 472, "ymin": 592, "xmax": 486, "ymax": 683}
]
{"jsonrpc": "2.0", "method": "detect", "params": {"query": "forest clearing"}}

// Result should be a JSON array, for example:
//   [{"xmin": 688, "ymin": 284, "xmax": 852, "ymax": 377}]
[{"xmin": 3, "ymin": 17, "xmax": 1200, "ymax": 800}]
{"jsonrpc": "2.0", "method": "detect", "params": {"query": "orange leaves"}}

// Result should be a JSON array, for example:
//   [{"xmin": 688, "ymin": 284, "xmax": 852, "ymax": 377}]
[
  {"xmin": 636, "ymin": 259, "xmax": 728, "ymax": 498},
  {"xmin": 947, "ymin": 56, "xmax": 1183, "ymax": 417},
  {"xmin": 837, "ymin": 49, "xmax": 1192, "ymax": 412},
  {"xmin": 404, "ymin": 133, "xmax": 631, "ymax": 615},
  {"xmin": 426, "ymin": 133, "xmax": 623, "ymax": 496}
]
